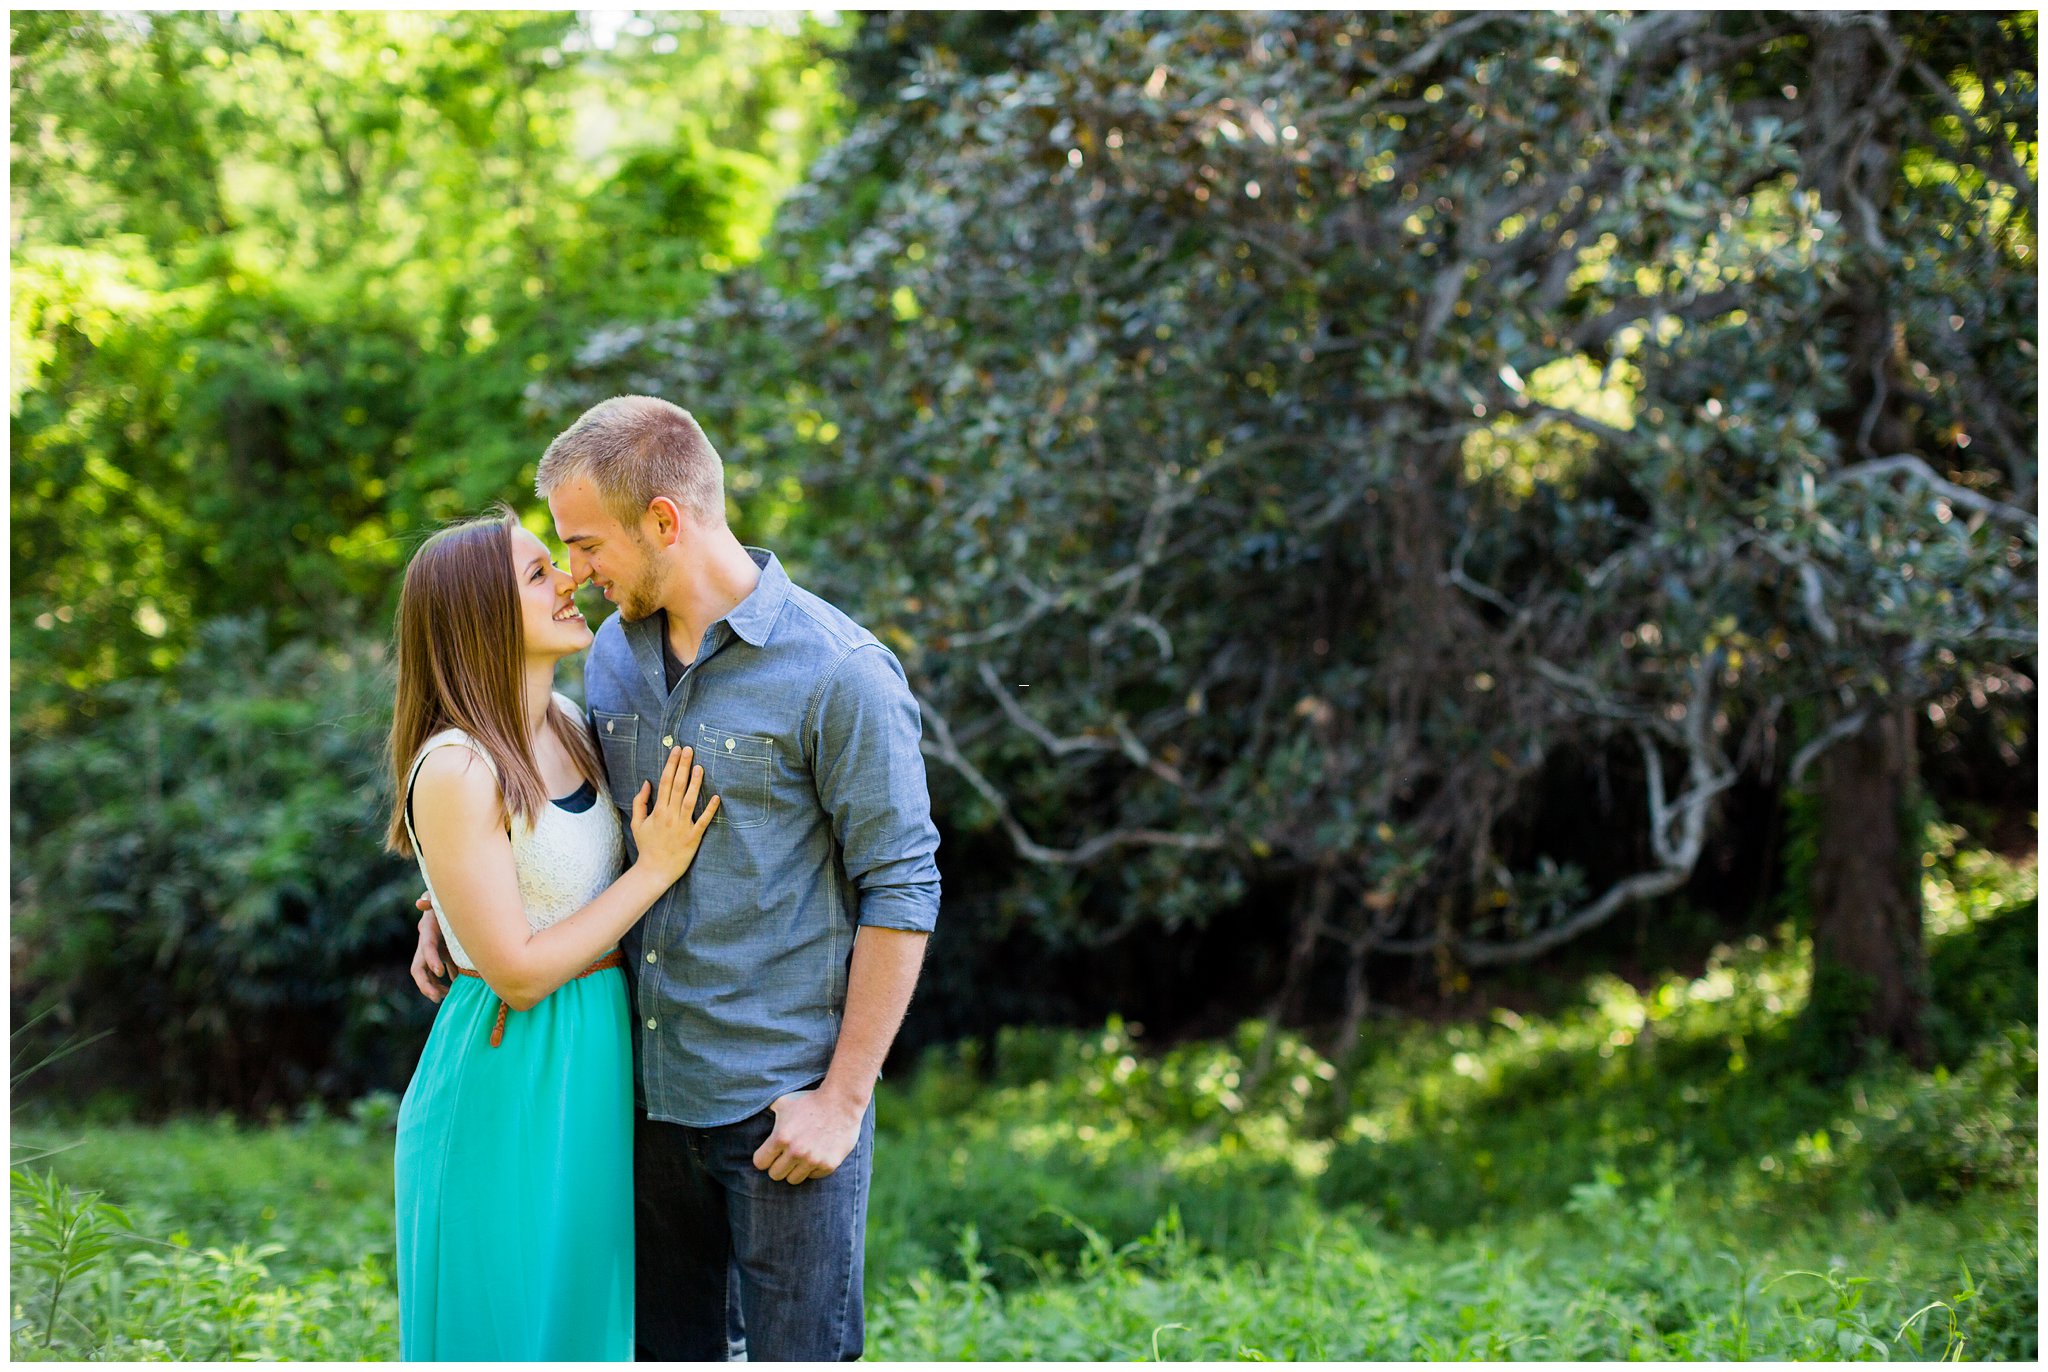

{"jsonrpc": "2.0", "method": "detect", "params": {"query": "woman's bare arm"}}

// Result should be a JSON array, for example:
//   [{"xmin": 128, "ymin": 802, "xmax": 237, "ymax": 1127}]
[{"xmin": 410, "ymin": 743, "xmax": 714, "ymax": 1010}]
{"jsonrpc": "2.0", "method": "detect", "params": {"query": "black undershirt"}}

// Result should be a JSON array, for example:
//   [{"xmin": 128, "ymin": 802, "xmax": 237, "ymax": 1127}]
[
  {"xmin": 550, "ymin": 779, "xmax": 598, "ymax": 813},
  {"xmin": 654, "ymin": 609, "xmax": 689, "ymax": 693}
]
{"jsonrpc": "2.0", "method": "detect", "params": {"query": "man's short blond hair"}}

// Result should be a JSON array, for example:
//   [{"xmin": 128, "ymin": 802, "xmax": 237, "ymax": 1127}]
[{"xmin": 534, "ymin": 395, "xmax": 726, "ymax": 531}]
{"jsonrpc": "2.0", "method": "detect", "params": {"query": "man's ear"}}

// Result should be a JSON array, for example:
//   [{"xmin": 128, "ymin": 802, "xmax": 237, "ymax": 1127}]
[{"xmin": 647, "ymin": 496, "xmax": 686, "ymax": 547}]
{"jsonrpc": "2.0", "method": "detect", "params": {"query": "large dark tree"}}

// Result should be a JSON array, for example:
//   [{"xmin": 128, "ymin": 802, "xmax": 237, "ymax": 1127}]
[
  {"xmin": 556, "ymin": 11, "xmax": 2034, "ymax": 1060},
  {"xmin": 1788, "ymin": 12, "xmax": 2036, "ymax": 1065}
]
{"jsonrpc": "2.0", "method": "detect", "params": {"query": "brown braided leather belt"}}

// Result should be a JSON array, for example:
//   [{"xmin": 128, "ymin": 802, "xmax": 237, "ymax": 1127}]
[{"xmin": 455, "ymin": 950, "xmax": 626, "ymax": 1047}]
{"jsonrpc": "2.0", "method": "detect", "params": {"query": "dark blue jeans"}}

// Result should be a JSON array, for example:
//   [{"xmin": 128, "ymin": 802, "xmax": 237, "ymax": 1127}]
[{"xmin": 634, "ymin": 1096, "xmax": 875, "ymax": 1362}]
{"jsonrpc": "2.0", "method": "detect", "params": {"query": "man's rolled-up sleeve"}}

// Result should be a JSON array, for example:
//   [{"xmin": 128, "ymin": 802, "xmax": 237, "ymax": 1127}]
[{"xmin": 807, "ymin": 642, "xmax": 941, "ymax": 932}]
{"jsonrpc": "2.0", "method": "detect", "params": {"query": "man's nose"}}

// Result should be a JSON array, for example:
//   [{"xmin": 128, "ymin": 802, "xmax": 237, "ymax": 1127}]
[{"xmin": 567, "ymin": 548, "xmax": 592, "ymax": 584}]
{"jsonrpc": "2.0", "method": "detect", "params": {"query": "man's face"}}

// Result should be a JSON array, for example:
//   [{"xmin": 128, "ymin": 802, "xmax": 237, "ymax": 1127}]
[{"xmin": 548, "ymin": 476, "xmax": 663, "ymax": 622}]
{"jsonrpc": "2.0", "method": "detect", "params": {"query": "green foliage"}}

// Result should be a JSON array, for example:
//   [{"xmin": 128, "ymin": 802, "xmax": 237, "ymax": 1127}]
[
  {"xmin": 830, "ymin": 12, "xmax": 1036, "ymax": 114},
  {"xmin": 11, "ymin": 11, "xmax": 846, "ymax": 716},
  {"xmin": 1317, "ymin": 851, "xmax": 2036, "ymax": 1233},
  {"xmin": 9, "ymin": 1167, "xmax": 132, "ymax": 1350},
  {"xmin": 10, "ymin": 618, "xmax": 421, "ymax": 1110},
  {"xmin": 13, "ymin": 12, "xmax": 2034, "ymax": 1095},
  {"xmin": 8, "ymin": 1158, "xmax": 395, "ymax": 1362},
  {"xmin": 1798, "ymin": 957, "xmax": 1887, "ymax": 1080},
  {"xmin": 11, "ymin": 847, "xmax": 2034, "ymax": 1359},
  {"xmin": 6, "ymin": 1064, "xmax": 402, "ymax": 1361},
  {"xmin": 869, "ymin": 1018, "xmax": 1338, "ymax": 1290},
  {"xmin": 1789, "ymin": 1025, "xmax": 2037, "ymax": 1214},
  {"xmin": 8, "ymin": 22, "xmax": 855, "ymax": 1101},
  {"xmin": 554, "ymin": 10, "xmax": 2035, "ymax": 974},
  {"xmin": 1928, "ymin": 892, "xmax": 2039, "ymax": 1064},
  {"xmin": 11, "ymin": 1113, "xmax": 399, "ymax": 1275},
  {"xmin": 871, "ymin": 1194, "xmax": 2035, "ymax": 1360},
  {"xmin": 1770, "ymin": 703, "xmax": 1825, "ymax": 932}
]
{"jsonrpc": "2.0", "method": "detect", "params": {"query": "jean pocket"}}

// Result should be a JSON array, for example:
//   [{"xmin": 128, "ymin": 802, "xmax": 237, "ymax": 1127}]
[
  {"xmin": 696, "ymin": 723, "xmax": 773, "ymax": 829},
  {"xmin": 593, "ymin": 710, "xmax": 640, "ymax": 806}
]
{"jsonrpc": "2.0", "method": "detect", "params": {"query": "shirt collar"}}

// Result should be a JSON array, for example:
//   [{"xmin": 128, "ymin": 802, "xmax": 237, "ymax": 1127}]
[{"xmin": 720, "ymin": 547, "xmax": 788, "ymax": 648}]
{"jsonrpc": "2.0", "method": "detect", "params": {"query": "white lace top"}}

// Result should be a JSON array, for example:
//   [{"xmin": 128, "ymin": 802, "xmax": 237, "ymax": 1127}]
[{"xmin": 401, "ymin": 693, "xmax": 626, "ymax": 972}]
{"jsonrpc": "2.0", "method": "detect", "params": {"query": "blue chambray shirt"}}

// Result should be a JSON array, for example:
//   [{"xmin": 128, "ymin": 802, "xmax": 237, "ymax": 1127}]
[{"xmin": 582, "ymin": 547, "xmax": 941, "ymax": 1127}]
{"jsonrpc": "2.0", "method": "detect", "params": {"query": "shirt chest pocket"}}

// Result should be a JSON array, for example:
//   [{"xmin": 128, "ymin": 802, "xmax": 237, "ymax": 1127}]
[
  {"xmin": 593, "ymin": 711, "xmax": 642, "ymax": 808},
  {"xmin": 696, "ymin": 723, "xmax": 774, "ymax": 830}
]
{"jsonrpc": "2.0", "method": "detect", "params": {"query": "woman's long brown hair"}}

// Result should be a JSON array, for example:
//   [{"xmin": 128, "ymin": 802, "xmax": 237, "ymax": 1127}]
[{"xmin": 384, "ymin": 504, "xmax": 606, "ymax": 858}]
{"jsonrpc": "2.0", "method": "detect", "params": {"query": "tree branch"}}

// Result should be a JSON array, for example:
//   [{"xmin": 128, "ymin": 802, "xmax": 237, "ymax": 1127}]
[
  {"xmin": 1788, "ymin": 706, "xmax": 1870, "ymax": 783},
  {"xmin": 1387, "ymin": 649, "xmax": 1736, "ymax": 965},
  {"xmin": 1828, "ymin": 453, "xmax": 2037, "ymax": 528},
  {"xmin": 1296, "ymin": 11, "xmax": 1518, "ymax": 128},
  {"xmin": 973, "ymin": 660, "xmax": 1188, "ymax": 786},
  {"xmin": 918, "ymin": 691, "xmax": 1223, "ymax": 865},
  {"xmin": 1560, "ymin": 286, "xmax": 1746, "ymax": 358}
]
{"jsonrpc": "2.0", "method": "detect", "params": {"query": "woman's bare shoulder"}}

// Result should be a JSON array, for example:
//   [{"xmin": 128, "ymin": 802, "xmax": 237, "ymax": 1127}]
[{"xmin": 412, "ymin": 742, "xmax": 502, "ymax": 810}]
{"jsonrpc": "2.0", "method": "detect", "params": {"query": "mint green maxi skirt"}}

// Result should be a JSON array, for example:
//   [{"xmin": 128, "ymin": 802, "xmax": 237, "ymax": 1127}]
[{"xmin": 395, "ymin": 965, "xmax": 634, "ymax": 1360}]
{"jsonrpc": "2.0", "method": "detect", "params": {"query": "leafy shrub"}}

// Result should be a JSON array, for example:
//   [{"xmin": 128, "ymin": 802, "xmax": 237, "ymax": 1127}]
[
  {"xmin": 1927, "ymin": 896, "xmax": 2039, "ymax": 1065},
  {"xmin": 868, "ymin": 1194, "xmax": 2028, "ymax": 1361},
  {"xmin": 870, "ymin": 1018, "xmax": 1336, "ymax": 1290},
  {"xmin": 1318, "ymin": 846, "xmax": 2038, "ymax": 1232},
  {"xmin": 9, "ymin": 1162, "xmax": 396, "ymax": 1362},
  {"xmin": 1805, "ymin": 1026, "xmax": 2039, "ymax": 1212},
  {"xmin": 9, "ymin": 1166, "xmax": 132, "ymax": 1353},
  {"xmin": 11, "ymin": 618, "xmax": 427, "ymax": 1112}
]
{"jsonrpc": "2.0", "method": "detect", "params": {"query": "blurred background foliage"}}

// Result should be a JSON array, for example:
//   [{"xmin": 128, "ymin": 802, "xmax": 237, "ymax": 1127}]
[
  {"xmin": 11, "ymin": 10, "xmax": 841, "ymax": 711},
  {"xmin": 9, "ymin": 7, "xmax": 2036, "ymax": 1128}
]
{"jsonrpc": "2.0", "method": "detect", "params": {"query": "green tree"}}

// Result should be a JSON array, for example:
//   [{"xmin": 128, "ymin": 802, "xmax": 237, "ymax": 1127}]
[
  {"xmin": 553, "ymin": 12, "xmax": 2033, "ymax": 1056},
  {"xmin": 11, "ymin": 10, "xmax": 844, "ymax": 723},
  {"xmin": 1782, "ymin": 12, "xmax": 2037, "ymax": 1065}
]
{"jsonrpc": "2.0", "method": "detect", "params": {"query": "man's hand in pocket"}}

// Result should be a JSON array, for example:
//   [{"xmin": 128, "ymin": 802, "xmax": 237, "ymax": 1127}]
[{"xmin": 752, "ymin": 1088, "xmax": 864, "ymax": 1185}]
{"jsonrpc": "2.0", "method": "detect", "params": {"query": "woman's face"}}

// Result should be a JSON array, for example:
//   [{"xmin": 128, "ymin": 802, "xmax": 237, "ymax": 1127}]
[{"xmin": 511, "ymin": 524, "xmax": 592, "ymax": 659}]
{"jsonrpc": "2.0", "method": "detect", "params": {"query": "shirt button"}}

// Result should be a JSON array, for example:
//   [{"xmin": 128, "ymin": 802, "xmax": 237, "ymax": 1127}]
[
  {"xmin": 645, "ymin": 952, "xmax": 657, "ymax": 963},
  {"xmin": 662, "ymin": 735, "xmax": 674, "ymax": 748},
  {"xmin": 645, "ymin": 1018, "xmax": 658, "ymax": 1030},
  {"xmin": 725, "ymin": 738, "xmax": 736, "ymax": 750}
]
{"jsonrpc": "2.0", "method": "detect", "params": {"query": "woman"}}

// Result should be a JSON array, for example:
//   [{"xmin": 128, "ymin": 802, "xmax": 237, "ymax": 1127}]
[{"xmin": 384, "ymin": 504, "xmax": 718, "ymax": 1360}]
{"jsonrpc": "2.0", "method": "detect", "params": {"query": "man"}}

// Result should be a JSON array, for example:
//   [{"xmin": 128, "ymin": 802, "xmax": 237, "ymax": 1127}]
[{"xmin": 409, "ymin": 395, "xmax": 940, "ymax": 1361}]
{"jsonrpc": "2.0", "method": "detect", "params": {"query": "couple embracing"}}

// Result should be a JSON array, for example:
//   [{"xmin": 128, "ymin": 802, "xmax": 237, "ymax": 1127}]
[{"xmin": 384, "ymin": 396, "xmax": 940, "ymax": 1360}]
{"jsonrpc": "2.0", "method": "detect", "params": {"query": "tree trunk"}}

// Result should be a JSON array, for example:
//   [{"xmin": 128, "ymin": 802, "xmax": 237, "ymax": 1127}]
[
  {"xmin": 1797, "ymin": 14, "xmax": 1932, "ymax": 1068},
  {"xmin": 1809, "ymin": 695, "xmax": 1930, "ymax": 1066}
]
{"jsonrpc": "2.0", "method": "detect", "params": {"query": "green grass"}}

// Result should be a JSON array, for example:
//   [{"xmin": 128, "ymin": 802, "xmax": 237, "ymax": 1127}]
[
  {"xmin": 871, "ymin": 1194, "xmax": 2034, "ymax": 1360},
  {"xmin": 12, "ymin": 846, "xmax": 2036, "ymax": 1360}
]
